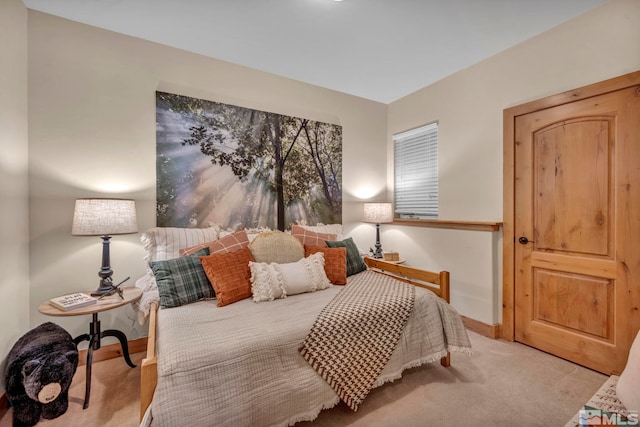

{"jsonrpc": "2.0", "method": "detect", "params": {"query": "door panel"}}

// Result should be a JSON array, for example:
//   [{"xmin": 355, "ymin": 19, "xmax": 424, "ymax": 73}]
[
  {"xmin": 533, "ymin": 118, "xmax": 612, "ymax": 257},
  {"xmin": 533, "ymin": 269, "xmax": 613, "ymax": 340},
  {"xmin": 514, "ymin": 85, "xmax": 640, "ymax": 374}
]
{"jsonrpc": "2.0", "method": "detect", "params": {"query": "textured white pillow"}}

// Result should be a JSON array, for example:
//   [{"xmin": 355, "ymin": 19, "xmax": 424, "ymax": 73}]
[
  {"xmin": 133, "ymin": 271, "xmax": 159, "ymax": 325},
  {"xmin": 140, "ymin": 225, "xmax": 222, "ymax": 264},
  {"xmin": 617, "ymin": 330, "xmax": 640, "ymax": 411},
  {"xmin": 250, "ymin": 252, "xmax": 332, "ymax": 302}
]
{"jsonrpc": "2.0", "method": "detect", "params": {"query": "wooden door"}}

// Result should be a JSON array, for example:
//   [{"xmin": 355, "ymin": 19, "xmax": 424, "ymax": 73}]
[{"xmin": 513, "ymin": 84, "xmax": 640, "ymax": 374}]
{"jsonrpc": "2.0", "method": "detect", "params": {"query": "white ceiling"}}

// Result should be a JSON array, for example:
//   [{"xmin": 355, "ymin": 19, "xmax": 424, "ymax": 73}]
[{"xmin": 23, "ymin": 0, "xmax": 606, "ymax": 104}]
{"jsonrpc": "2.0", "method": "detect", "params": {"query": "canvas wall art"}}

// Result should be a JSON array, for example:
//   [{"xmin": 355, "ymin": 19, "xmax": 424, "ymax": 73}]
[{"xmin": 156, "ymin": 91, "xmax": 342, "ymax": 230}]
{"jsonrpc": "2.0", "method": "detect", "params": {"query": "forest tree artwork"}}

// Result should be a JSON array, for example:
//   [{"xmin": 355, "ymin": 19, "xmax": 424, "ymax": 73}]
[{"xmin": 156, "ymin": 92, "xmax": 342, "ymax": 230}]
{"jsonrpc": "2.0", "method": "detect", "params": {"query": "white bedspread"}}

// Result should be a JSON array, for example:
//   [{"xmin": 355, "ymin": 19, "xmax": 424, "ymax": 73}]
[{"xmin": 149, "ymin": 270, "xmax": 471, "ymax": 427}]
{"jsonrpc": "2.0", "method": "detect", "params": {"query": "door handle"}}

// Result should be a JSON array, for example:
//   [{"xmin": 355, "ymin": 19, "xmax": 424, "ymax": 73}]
[{"xmin": 518, "ymin": 236, "xmax": 534, "ymax": 245}]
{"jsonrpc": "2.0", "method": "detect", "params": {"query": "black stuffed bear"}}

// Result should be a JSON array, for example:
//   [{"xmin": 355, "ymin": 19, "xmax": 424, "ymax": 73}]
[{"xmin": 5, "ymin": 322, "xmax": 78, "ymax": 427}]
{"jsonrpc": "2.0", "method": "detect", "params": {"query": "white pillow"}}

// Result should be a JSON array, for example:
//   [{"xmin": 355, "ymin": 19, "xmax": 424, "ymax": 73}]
[
  {"xmin": 140, "ymin": 225, "xmax": 222, "ymax": 264},
  {"xmin": 617, "ymin": 330, "xmax": 640, "ymax": 411},
  {"xmin": 133, "ymin": 272, "xmax": 159, "ymax": 325},
  {"xmin": 299, "ymin": 223, "xmax": 344, "ymax": 241},
  {"xmin": 250, "ymin": 252, "xmax": 332, "ymax": 302},
  {"xmin": 243, "ymin": 226, "xmax": 274, "ymax": 242}
]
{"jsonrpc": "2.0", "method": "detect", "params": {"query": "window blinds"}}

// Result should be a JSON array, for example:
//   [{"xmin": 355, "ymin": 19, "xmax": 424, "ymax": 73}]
[{"xmin": 394, "ymin": 122, "xmax": 438, "ymax": 218}]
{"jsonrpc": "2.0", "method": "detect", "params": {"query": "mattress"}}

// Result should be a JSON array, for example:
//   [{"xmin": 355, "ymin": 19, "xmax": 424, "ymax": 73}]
[{"xmin": 149, "ymin": 269, "xmax": 471, "ymax": 427}]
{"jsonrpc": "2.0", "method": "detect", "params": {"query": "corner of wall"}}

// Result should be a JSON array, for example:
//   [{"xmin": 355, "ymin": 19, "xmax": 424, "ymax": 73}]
[{"xmin": 0, "ymin": 0, "xmax": 30, "ymax": 395}]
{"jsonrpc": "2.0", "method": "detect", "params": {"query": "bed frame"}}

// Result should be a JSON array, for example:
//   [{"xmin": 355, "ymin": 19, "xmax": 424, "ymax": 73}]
[{"xmin": 139, "ymin": 258, "xmax": 451, "ymax": 420}]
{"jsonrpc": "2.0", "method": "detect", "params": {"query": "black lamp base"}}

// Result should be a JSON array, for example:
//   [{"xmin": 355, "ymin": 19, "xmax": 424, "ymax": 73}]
[
  {"xmin": 91, "ymin": 280, "xmax": 116, "ymax": 297},
  {"xmin": 91, "ymin": 235, "xmax": 114, "ymax": 297},
  {"xmin": 372, "ymin": 223, "xmax": 384, "ymax": 259}
]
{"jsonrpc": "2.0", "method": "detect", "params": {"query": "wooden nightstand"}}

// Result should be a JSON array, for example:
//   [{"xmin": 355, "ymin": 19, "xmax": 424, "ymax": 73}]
[{"xmin": 39, "ymin": 287, "xmax": 142, "ymax": 409}]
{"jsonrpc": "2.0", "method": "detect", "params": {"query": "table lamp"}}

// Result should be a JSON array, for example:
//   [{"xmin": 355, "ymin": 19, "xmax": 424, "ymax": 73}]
[
  {"xmin": 71, "ymin": 198, "xmax": 138, "ymax": 296},
  {"xmin": 363, "ymin": 202, "xmax": 393, "ymax": 259}
]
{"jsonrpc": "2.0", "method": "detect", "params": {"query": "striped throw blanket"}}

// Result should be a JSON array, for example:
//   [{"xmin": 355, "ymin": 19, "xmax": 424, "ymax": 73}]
[{"xmin": 299, "ymin": 272, "xmax": 415, "ymax": 411}]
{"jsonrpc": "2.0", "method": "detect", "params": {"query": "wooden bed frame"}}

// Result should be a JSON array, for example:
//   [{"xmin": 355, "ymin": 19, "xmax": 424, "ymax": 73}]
[{"xmin": 139, "ymin": 258, "xmax": 451, "ymax": 420}]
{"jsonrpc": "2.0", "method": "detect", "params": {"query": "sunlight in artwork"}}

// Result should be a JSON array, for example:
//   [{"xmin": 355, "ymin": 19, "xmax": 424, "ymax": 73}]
[{"xmin": 155, "ymin": 92, "xmax": 343, "ymax": 230}]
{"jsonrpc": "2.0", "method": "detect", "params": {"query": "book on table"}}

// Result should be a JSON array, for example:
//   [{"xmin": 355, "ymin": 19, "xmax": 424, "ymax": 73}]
[{"xmin": 49, "ymin": 292, "xmax": 97, "ymax": 311}]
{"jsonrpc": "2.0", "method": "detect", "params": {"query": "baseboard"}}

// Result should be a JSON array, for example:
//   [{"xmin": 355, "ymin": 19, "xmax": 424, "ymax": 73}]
[
  {"xmin": 78, "ymin": 337, "xmax": 148, "ymax": 366},
  {"xmin": 461, "ymin": 316, "xmax": 502, "ymax": 339}
]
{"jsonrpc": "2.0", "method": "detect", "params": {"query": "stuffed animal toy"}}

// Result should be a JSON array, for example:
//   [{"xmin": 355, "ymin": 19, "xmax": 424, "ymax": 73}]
[{"xmin": 5, "ymin": 322, "xmax": 78, "ymax": 427}]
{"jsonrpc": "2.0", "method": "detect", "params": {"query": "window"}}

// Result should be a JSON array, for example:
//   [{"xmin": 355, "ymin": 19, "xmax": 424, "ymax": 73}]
[{"xmin": 394, "ymin": 122, "xmax": 438, "ymax": 219}]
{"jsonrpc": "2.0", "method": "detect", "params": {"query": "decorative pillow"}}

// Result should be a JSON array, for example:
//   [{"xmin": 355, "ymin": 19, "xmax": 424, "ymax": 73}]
[
  {"xmin": 304, "ymin": 245, "xmax": 347, "ymax": 285},
  {"xmin": 244, "ymin": 227, "xmax": 273, "ymax": 242},
  {"xmin": 326, "ymin": 237, "xmax": 367, "ymax": 276},
  {"xmin": 248, "ymin": 231, "xmax": 304, "ymax": 264},
  {"xmin": 150, "ymin": 248, "xmax": 214, "ymax": 309},
  {"xmin": 617, "ymin": 330, "xmax": 640, "ymax": 411},
  {"xmin": 179, "ymin": 229, "xmax": 250, "ymax": 256},
  {"xmin": 249, "ymin": 252, "xmax": 332, "ymax": 302},
  {"xmin": 291, "ymin": 224, "xmax": 337, "ymax": 247},
  {"xmin": 133, "ymin": 272, "xmax": 159, "ymax": 325},
  {"xmin": 141, "ymin": 225, "xmax": 222, "ymax": 264},
  {"xmin": 298, "ymin": 223, "xmax": 344, "ymax": 241},
  {"xmin": 200, "ymin": 246, "xmax": 254, "ymax": 307}
]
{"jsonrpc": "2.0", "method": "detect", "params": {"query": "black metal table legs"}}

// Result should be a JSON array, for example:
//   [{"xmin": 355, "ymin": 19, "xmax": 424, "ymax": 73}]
[{"xmin": 73, "ymin": 312, "xmax": 136, "ymax": 409}]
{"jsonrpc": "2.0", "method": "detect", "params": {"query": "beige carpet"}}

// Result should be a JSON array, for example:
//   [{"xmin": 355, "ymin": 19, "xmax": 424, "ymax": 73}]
[
  {"xmin": 0, "ymin": 332, "xmax": 606, "ymax": 427},
  {"xmin": 0, "ymin": 352, "xmax": 144, "ymax": 427}
]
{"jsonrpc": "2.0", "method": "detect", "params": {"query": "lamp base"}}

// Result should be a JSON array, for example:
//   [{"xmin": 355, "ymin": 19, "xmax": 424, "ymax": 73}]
[
  {"xmin": 92, "ymin": 235, "xmax": 115, "ymax": 297},
  {"xmin": 91, "ymin": 288, "xmax": 115, "ymax": 297},
  {"xmin": 91, "ymin": 279, "xmax": 116, "ymax": 297},
  {"xmin": 372, "ymin": 223, "xmax": 384, "ymax": 259}
]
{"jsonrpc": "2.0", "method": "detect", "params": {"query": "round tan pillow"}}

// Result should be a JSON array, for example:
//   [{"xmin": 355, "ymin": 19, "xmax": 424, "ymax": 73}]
[{"xmin": 248, "ymin": 231, "xmax": 304, "ymax": 264}]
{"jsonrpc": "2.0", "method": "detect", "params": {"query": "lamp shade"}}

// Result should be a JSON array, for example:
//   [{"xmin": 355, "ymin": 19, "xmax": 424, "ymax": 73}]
[
  {"xmin": 363, "ymin": 202, "xmax": 393, "ymax": 224},
  {"xmin": 71, "ymin": 198, "xmax": 138, "ymax": 236}
]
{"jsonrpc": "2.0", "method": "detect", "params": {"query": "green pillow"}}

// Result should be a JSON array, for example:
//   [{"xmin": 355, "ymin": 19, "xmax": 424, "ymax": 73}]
[
  {"xmin": 326, "ymin": 237, "xmax": 367, "ymax": 277},
  {"xmin": 150, "ymin": 248, "xmax": 214, "ymax": 309}
]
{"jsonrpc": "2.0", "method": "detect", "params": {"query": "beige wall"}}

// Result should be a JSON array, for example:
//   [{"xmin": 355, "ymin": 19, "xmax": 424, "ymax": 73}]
[
  {"xmin": 27, "ymin": 11, "xmax": 388, "ymax": 339},
  {"xmin": 387, "ymin": 0, "xmax": 640, "ymax": 324},
  {"xmin": 8, "ymin": 0, "xmax": 639, "ymax": 368},
  {"xmin": 0, "ymin": 0, "xmax": 30, "ymax": 394}
]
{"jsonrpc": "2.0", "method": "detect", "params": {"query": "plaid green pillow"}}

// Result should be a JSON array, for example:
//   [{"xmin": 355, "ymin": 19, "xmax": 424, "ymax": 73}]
[
  {"xmin": 151, "ymin": 248, "xmax": 214, "ymax": 309},
  {"xmin": 326, "ymin": 237, "xmax": 367, "ymax": 277}
]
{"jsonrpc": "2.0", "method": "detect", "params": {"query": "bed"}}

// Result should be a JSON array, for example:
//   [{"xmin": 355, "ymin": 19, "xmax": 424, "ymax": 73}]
[{"xmin": 135, "ymin": 226, "xmax": 471, "ymax": 427}]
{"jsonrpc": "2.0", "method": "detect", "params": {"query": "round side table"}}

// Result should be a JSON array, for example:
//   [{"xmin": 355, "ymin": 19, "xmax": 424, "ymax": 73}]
[{"xmin": 39, "ymin": 287, "xmax": 142, "ymax": 409}]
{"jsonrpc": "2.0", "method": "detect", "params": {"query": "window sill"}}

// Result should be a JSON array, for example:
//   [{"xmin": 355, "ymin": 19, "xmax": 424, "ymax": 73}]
[{"xmin": 392, "ymin": 218, "xmax": 502, "ymax": 232}]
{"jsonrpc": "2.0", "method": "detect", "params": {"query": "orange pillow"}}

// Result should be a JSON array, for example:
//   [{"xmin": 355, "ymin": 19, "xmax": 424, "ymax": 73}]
[
  {"xmin": 291, "ymin": 224, "xmax": 336, "ymax": 247},
  {"xmin": 304, "ymin": 245, "xmax": 347, "ymax": 285},
  {"xmin": 200, "ymin": 246, "xmax": 254, "ymax": 307},
  {"xmin": 181, "ymin": 229, "xmax": 250, "ymax": 256}
]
